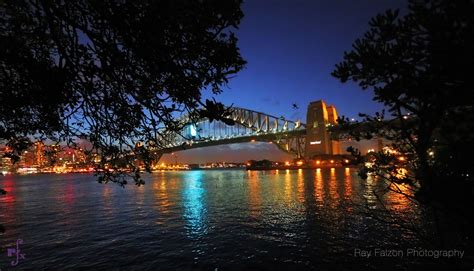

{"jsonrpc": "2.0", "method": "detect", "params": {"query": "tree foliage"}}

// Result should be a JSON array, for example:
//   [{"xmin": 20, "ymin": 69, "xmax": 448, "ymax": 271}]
[
  {"xmin": 0, "ymin": 0, "xmax": 246, "ymax": 184},
  {"xmin": 332, "ymin": 0, "xmax": 474, "ymax": 245}
]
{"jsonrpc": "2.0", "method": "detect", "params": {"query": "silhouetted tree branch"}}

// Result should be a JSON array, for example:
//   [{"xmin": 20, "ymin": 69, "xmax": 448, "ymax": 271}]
[
  {"xmin": 0, "ymin": 0, "xmax": 246, "ymax": 185},
  {"xmin": 332, "ymin": 0, "xmax": 474, "ymax": 247}
]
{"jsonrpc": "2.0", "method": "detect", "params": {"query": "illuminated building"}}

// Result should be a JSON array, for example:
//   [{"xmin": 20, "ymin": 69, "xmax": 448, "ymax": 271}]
[
  {"xmin": 0, "ymin": 148, "xmax": 13, "ymax": 173},
  {"xmin": 304, "ymin": 100, "xmax": 340, "ymax": 158},
  {"xmin": 34, "ymin": 141, "xmax": 45, "ymax": 167}
]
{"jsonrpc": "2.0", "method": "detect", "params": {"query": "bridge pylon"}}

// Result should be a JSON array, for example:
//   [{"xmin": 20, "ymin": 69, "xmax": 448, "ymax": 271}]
[{"xmin": 304, "ymin": 100, "xmax": 340, "ymax": 159}]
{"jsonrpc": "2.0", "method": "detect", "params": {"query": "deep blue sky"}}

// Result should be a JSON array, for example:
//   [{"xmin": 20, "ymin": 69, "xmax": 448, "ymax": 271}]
[
  {"xmin": 164, "ymin": 0, "xmax": 408, "ymax": 163},
  {"xmin": 216, "ymin": 0, "xmax": 407, "ymax": 121}
]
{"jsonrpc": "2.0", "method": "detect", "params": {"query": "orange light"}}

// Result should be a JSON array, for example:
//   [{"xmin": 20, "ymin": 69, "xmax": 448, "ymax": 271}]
[
  {"xmin": 344, "ymin": 159, "xmax": 349, "ymax": 163},
  {"xmin": 394, "ymin": 168, "xmax": 408, "ymax": 179},
  {"xmin": 398, "ymin": 156, "xmax": 405, "ymax": 161},
  {"xmin": 296, "ymin": 161, "xmax": 303, "ymax": 166},
  {"xmin": 285, "ymin": 161, "xmax": 290, "ymax": 166},
  {"xmin": 316, "ymin": 160, "xmax": 321, "ymax": 165},
  {"xmin": 330, "ymin": 160, "xmax": 334, "ymax": 164}
]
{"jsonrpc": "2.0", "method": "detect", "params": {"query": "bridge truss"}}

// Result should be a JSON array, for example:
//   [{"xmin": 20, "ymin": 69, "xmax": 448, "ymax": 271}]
[{"xmin": 155, "ymin": 107, "xmax": 307, "ymax": 158}]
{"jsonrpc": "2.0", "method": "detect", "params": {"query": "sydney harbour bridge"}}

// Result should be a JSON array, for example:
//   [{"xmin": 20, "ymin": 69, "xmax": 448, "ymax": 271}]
[{"xmin": 154, "ymin": 100, "xmax": 357, "ymax": 159}]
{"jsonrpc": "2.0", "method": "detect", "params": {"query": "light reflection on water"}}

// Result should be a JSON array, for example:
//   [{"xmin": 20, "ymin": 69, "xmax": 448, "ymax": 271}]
[
  {"xmin": 329, "ymin": 168, "xmax": 338, "ymax": 203},
  {"xmin": 314, "ymin": 168, "xmax": 323, "ymax": 207},
  {"xmin": 247, "ymin": 171, "xmax": 261, "ymax": 219},
  {"xmin": 182, "ymin": 171, "xmax": 207, "ymax": 237},
  {"xmin": 0, "ymin": 169, "xmax": 424, "ymax": 269},
  {"xmin": 344, "ymin": 168, "xmax": 352, "ymax": 201}
]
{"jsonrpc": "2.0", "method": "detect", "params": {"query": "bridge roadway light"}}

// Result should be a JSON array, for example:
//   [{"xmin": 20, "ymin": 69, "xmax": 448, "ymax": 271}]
[{"xmin": 189, "ymin": 124, "xmax": 197, "ymax": 137}]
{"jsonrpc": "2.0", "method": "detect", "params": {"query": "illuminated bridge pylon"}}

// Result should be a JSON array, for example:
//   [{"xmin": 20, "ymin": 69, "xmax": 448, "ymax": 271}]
[{"xmin": 156, "ymin": 107, "xmax": 307, "ymax": 158}]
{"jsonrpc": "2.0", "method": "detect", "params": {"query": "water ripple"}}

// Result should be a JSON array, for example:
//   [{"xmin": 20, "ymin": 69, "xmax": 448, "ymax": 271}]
[{"xmin": 0, "ymin": 169, "xmax": 424, "ymax": 269}]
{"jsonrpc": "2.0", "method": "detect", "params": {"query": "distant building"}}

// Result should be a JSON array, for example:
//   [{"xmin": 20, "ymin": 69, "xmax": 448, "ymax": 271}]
[
  {"xmin": 34, "ymin": 141, "xmax": 45, "ymax": 167},
  {"xmin": 0, "ymin": 147, "xmax": 13, "ymax": 173}
]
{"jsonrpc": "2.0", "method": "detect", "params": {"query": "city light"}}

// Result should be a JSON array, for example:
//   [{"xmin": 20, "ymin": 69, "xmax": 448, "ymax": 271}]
[
  {"xmin": 365, "ymin": 162, "xmax": 374, "ymax": 168},
  {"xmin": 189, "ymin": 124, "xmax": 197, "ymax": 137},
  {"xmin": 394, "ymin": 168, "xmax": 408, "ymax": 179},
  {"xmin": 383, "ymin": 146, "xmax": 398, "ymax": 154}
]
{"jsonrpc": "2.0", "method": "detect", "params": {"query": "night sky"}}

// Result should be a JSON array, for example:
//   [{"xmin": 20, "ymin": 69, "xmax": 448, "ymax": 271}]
[{"xmin": 162, "ymin": 0, "xmax": 408, "ymax": 164}]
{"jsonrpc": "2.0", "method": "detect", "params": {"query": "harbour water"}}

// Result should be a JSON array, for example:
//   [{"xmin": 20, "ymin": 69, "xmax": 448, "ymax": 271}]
[{"xmin": 0, "ymin": 169, "xmax": 440, "ymax": 270}]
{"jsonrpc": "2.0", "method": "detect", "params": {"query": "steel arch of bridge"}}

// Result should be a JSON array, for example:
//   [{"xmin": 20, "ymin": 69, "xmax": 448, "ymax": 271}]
[{"xmin": 157, "ymin": 107, "xmax": 307, "ymax": 158}]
